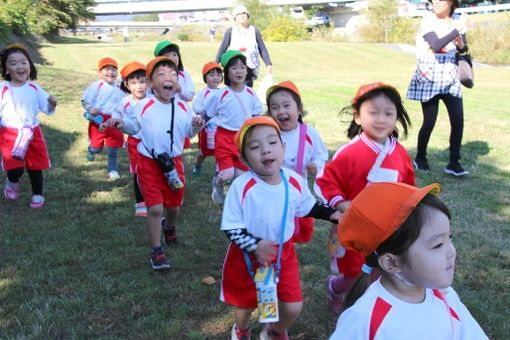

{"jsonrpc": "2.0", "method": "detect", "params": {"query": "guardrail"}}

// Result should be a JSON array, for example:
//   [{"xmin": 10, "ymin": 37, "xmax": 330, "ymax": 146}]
[{"xmin": 456, "ymin": 3, "xmax": 510, "ymax": 14}]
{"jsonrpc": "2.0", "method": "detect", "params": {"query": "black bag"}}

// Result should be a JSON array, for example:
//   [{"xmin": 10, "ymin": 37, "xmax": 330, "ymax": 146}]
[{"xmin": 457, "ymin": 53, "xmax": 474, "ymax": 89}]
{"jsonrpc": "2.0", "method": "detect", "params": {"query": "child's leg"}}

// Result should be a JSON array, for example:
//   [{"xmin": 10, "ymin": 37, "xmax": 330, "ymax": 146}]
[
  {"xmin": 147, "ymin": 204, "xmax": 164, "ymax": 247},
  {"xmin": 162, "ymin": 207, "xmax": 179, "ymax": 244},
  {"xmin": 195, "ymin": 153, "xmax": 206, "ymax": 167},
  {"xmin": 27, "ymin": 170, "xmax": 43, "ymax": 195},
  {"xmin": 7, "ymin": 167, "xmax": 24, "ymax": 183},
  {"xmin": 273, "ymin": 301, "xmax": 303, "ymax": 334},
  {"xmin": 234, "ymin": 307, "xmax": 255, "ymax": 332},
  {"xmin": 4, "ymin": 168, "xmax": 24, "ymax": 200},
  {"xmin": 106, "ymin": 147, "xmax": 119, "ymax": 172}
]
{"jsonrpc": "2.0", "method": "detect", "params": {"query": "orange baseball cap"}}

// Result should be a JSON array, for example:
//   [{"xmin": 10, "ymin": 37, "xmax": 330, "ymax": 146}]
[
  {"xmin": 145, "ymin": 56, "xmax": 175, "ymax": 78},
  {"xmin": 202, "ymin": 61, "xmax": 222, "ymax": 76},
  {"xmin": 339, "ymin": 182, "xmax": 441, "ymax": 257},
  {"xmin": 98, "ymin": 57, "xmax": 118, "ymax": 71},
  {"xmin": 266, "ymin": 81, "xmax": 300, "ymax": 103},
  {"xmin": 235, "ymin": 116, "xmax": 281, "ymax": 152},
  {"xmin": 352, "ymin": 82, "xmax": 400, "ymax": 107},
  {"xmin": 120, "ymin": 61, "xmax": 146, "ymax": 80}
]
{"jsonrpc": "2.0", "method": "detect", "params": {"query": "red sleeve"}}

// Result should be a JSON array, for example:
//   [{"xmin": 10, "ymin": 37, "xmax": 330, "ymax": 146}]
[
  {"xmin": 399, "ymin": 144, "xmax": 416, "ymax": 186},
  {"xmin": 315, "ymin": 150, "xmax": 349, "ymax": 208}
]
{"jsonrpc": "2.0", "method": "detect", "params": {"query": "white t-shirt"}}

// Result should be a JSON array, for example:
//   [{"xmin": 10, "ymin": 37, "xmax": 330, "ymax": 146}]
[
  {"xmin": 0, "ymin": 81, "xmax": 54, "ymax": 128},
  {"xmin": 81, "ymin": 79, "xmax": 124, "ymax": 116},
  {"xmin": 177, "ymin": 69, "xmax": 195, "ymax": 103},
  {"xmin": 192, "ymin": 86, "xmax": 219, "ymax": 115},
  {"xmin": 221, "ymin": 168, "xmax": 316, "ymax": 244},
  {"xmin": 113, "ymin": 94, "xmax": 143, "ymax": 139},
  {"xmin": 281, "ymin": 124, "xmax": 328, "ymax": 178},
  {"xmin": 123, "ymin": 96, "xmax": 195, "ymax": 158},
  {"xmin": 204, "ymin": 86, "xmax": 262, "ymax": 131},
  {"xmin": 330, "ymin": 279, "xmax": 488, "ymax": 340}
]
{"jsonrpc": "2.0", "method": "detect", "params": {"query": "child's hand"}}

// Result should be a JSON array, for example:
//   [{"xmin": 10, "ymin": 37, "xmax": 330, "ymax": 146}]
[
  {"xmin": 329, "ymin": 210, "xmax": 341, "ymax": 223},
  {"xmin": 89, "ymin": 108, "xmax": 100, "ymax": 115},
  {"xmin": 191, "ymin": 115, "xmax": 204, "ymax": 128},
  {"xmin": 48, "ymin": 95, "xmax": 57, "ymax": 110},
  {"xmin": 255, "ymin": 240, "xmax": 277, "ymax": 263},
  {"xmin": 101, "ymin": 118, "xmax": 124, "ymax": 131},
  {"xmin": 306, "ymin": 163, "xmax": 318, "ymax": 177},
  {"xmin": 336, "ymin": 200, "xmax": 351, "ymax": 213},
  {"xmin": 454, "ymin": 36, "xmax": 465, "ymax": 50}
]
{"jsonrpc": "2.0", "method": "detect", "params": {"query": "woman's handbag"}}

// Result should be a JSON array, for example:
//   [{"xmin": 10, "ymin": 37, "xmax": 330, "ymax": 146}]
[{"xmin": 457, "ymin": 53, "xmax": 474, "ymax": 88}]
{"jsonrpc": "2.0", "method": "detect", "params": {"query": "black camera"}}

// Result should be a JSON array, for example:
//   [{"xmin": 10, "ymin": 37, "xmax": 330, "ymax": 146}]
[{"xmin": 156, "ymin": 153, "xmax": 183, "ymax": 190}]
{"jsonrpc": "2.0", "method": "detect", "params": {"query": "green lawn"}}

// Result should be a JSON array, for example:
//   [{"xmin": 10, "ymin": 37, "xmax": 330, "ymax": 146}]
[{"xmin": 1, "ymin": 40, "xmax": 509, "ymax": 339}]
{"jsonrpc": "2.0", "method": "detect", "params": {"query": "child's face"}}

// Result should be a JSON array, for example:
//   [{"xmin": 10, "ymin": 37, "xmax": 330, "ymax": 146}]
[
  {"xmin": 126, "ymin": 76, "xmax": 148, "ymax": 101},
  {"xmin": 398, "ymin": 207, "xmax": 456, "ymax": 289},
  {"xmin": 243, "ymin": 125, "xmax": 285, "ymax": 184},
  {"xmin": 355, "ymin": 94, "xmax": 397, "ymax": 144},
  {"xmin": 5, "ymin": 51, "xmax": 30, "ymax": 85},
  {"xmin": 162, "ymin": 50, "xmax": 180, "ymax": 67},
  {"xmin": 269, "ymin": 90, "xmax": 300, "ymax": 131},
  {"xmin": 227, "ymin": 59, "xmax": 247, "ymax": 87},
  {"xmin": 205, "ymin": 69, "xmax": 222, "ymax": 89},
  {"xmin": 150, "ymin": 64, "xmax": 178, "ymax": 103},
  {"xmin": 98, "ymin": 65, "xmax": 118, "ymax": 84}
]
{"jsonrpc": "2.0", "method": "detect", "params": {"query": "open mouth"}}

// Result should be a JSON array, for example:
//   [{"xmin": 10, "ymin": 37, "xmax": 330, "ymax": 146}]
[
  {"xmin": 263, "ymin": 159, "xmax": 275, "ymax": 166},
  {"xmin": 163, "ymin": 84, "xmax": 173, "ymax": 91}
]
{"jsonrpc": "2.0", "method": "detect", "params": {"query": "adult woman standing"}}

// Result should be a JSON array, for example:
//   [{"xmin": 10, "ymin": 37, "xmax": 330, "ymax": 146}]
[
  {"xmin": 407, "ymin": 0, "xmax": 469, "ymax": 176},
  {"xmin": 215, "ymin": 5, "xmax": 272, "ymax": 87}
]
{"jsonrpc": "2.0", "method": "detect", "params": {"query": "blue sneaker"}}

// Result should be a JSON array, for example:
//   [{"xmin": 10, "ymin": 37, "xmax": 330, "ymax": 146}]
[
  {"xmin": 87, "ymin": 148, "xmax": 95, "ymax": 161},
  {"xmin": 150, "ymin": 248, "xmax": 170, "ymax": 270}
]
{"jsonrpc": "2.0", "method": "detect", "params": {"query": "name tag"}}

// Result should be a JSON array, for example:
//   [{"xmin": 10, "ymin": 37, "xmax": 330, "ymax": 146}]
[
  {"xmin": 255, "ymin": 266, "xmax": 279, "ymax": 323},
  {"xmin": 367, "ymin": 167, "xmax": 399, "ymax": 183}
]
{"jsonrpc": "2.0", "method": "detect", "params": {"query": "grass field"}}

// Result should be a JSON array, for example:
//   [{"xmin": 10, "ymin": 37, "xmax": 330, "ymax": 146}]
[{"xmin": 1, "ymin": 40, "xmax": 509, "ymax": 339}]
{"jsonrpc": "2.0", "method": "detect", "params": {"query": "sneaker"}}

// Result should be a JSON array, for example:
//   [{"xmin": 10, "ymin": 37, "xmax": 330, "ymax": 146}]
[
  {"xmin": 413, "ymin": 157, "xmax": 430, "ymax": 171},
  {"xmin": 211, "ymin": 176, "xmax": 225, "ymax": 205},
  {"xmin": 135, "ymin": 202, "xmax": 147, "ymax": 217},
  {"xmin": 4, "ymin": 180, "xmax": 20, "ymax": 200},
  {"xmin": 86, "ymin": 148, "xmax": 95, "ymax": 161},
  {"xmin": 108, "ymin": 170, "xmax": 120, "ymax": 179},
  {"xmin": 231, "ymin": 324, "xmax": 251, "ymax": 340},
  {"xmin": 150, "ymin": 248, "xmax": 170, "ymax": 270},
  {"xmin": 29, "ymin": 195, "xmax": 45, "ymax": 209},
  {"xmin": 192, "ymin": 164, "xmax": 202, "ymax": 175},
  {"xmin": 444, "ymin": 162, "xmax": 469, "ymax": 177},
  {"xmin": 161, "ymin": 217, "xmax": 177, "ymax": 245},
  {"xmin": 259, "ymin": 324, "xmax": 288, "ymax": 340},
  {"xmin": 326, "ymin": 275, "xmax": 356, "ymax": 316}
]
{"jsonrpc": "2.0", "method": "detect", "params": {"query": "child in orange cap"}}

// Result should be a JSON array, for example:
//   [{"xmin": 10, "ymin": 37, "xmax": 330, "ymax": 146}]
[
  {"xmin": 220, "ymin": 116, "xmax": 340, "ymax": 340},
  {"xmin": 81, "ymin": 57, "xmax": 125, "ymax": 179},
  {"xmin": 191, "ymin": 61, "xmax": 222, "ymax": 175},
  {"xmin": 266, "ymin": 80, "xmax": 328, "ymax": 243},
  {"xmin": 105, "ymin": 57, "xmax": 204, "ymax": 271},
  {"xmin": 0, "ymin": 44, "xmax": 57, "ymax": 209},
  {"xmin": 314, "ymin": 82, "xmax": 416, "ymax": 315},
  {"xmin": 203, "ymin": 50, "xmax": 263, "ymax": 205},
  {"xmin": 330, "ymin": 182, "xmax": 488, "ymax": 339},
  {"xmin": 104, "ymin": 61, "xmax": 148, "ymax": 216}
]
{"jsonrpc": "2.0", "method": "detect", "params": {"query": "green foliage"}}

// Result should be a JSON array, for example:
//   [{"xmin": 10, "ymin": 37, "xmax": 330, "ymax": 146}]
[
  {"xmin": 388, "ymin": 17, "xmax": 419, "ymax": 44},
  {"xmin": 177, "ymin": 31, "xmax": 189, "ymax": 42},
  {"xmin": 359, "ymin": 0, "xmax": 400, "ymax": 43},
  {"xmin": 133, "ymin": 13, "xmax": 160, "ymax": 22},
  {"xmin": 263, "ymin": 16, "xmax": 308, "ymax": 42},
  {"xmin": 239, "ymin": 0, "xmax": 278, "ymax": 31},
  {"xmin": 468, "ymin": 14, "xmax": 510, "ymax": 64}
]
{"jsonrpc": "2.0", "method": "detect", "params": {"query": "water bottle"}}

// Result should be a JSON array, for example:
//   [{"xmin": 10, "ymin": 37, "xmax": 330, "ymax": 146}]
[{"xmin": 11, "ymin": 126, "xmax": 34, "ymax": 160}]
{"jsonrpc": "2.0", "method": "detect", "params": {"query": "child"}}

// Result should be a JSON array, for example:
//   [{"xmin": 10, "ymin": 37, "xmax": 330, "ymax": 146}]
[
  {"xmin": 81, "ymin": 57, "xmax": 125, "ymax": 179},
  {"xmin": 153, "ymin": 40, "xmax": 195, "ymax": 103},
  {"xmin": 108, "ymin": 61, "xmax": 148, "ymax": 216},
  {"xmin": 267, "ymin": 80, "xmax": 328, "ymax": 243},
  {"xmin": 0, "ymin": 44, "xmax": 57, "ymax": 208},
  {"xmin": 203, "ymin": 50, "xmax": 263, "ymax": 205},
  {"xmin": 191, "ymin": 61, "xmax": 222, "ymax": 175},
  {"xmin": 329, "ymin": 182, "xmax": 488, "ymax": 339},
  {"xmin": 104, "ymin": 57, "xmax": 203, "ymax": 270},
  {"xmin": 314, "ymin": 82, "xmax": 415, "ymax": 315},
  {"xmin": 221, "ymin": 116, "xmax": 340, "ymax": 340}
]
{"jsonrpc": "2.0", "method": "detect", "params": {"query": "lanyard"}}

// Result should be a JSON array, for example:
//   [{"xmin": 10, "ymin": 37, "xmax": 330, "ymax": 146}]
[
  {"xmin": 243, "ymin": 169, "xmax": 289, "ymax": 283},
  {"xmin": 295, "ymin": 123, "xmax": 307, "ymax": 176}
]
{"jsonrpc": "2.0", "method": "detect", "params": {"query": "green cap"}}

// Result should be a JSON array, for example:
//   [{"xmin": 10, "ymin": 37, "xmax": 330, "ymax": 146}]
[
  {"xmin": 220, "ymin": 50, "xmax": 245, "ymax": 68},
  {"xmin": 153, "ymin": 40, "xmax": 179, "ymax": 57}
]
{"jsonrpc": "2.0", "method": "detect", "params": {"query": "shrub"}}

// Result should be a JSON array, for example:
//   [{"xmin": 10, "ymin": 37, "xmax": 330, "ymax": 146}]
[
  {"xmin": 468, "ymin": 14, "xmax": 510, "ymax": 64},
  {"xmin": 177, "ymin": 31, "xmax": 189, "ymax": 42},
  {"xmin": 263, "ymin": 16, "xmax": 308, "ymax": 42}
]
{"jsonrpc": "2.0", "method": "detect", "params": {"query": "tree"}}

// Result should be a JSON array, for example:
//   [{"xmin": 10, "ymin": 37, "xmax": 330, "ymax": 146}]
[{"xmin": 360, "ymin": 0, "xmax": 400, "ymax": 43}]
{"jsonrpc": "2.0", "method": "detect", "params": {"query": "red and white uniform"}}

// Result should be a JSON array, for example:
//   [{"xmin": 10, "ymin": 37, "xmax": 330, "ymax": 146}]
[
  {"xmin": 176, "ymin": 69, "xmax": 195, "ymax": 103},
  {"xmin": 330, "ymin": 279, "xmax": 488, "ymax": 340},
  {"xmin": 113, "ymin": 95, "xmax": 143, "ymax": 173},
  {"xmin": 193, "ymin": 86, "xmax": 219, "ymax": 157},
  {"xmin": 220, "ymin": 168, "xmax": 315, "ymax": 307},
  {"xmin": 0, "ymin": 81, "xmax": 54, "ymax": 170},
  {"xmin": 204, "ymin": 86, "xmax": 262, "ymax": 171},
  {"xmin": 82, "ymin": 80, "xmax": 125, "ymax": 148},
  {"xmin": 123, "ymin": 96, "xmax": 197, "ymax": 207},
  {"xmin": 282, "ymin": 123, "xmax": 329, "ymax": 243},
  {"xmin": 315, "ymin": 133, "xmax": 415, "ymax": 276}
]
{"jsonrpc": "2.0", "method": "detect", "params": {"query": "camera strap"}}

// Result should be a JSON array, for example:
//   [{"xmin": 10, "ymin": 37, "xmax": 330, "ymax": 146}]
[{"xmin": 168, "ymin": 97, "xmax": 176, "ymax": 155}]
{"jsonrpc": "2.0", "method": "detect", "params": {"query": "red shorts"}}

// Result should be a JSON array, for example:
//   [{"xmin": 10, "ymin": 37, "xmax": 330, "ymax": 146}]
[
  {"xmin": 137, "ymin": 154, "xmax": 185, "ymax": 208},
  {"xmin": 221, "ymin": 241, "xmax": 302, "ymax": 308},
  {"xmin": 88, "ymin": 115, "xmax": 124, "ymax": 149},
  {"xmin": 214, "ymin": 127, "xmax": 249, "ymax": 172},
  {"xmin": 0, "ymin": 126, "xmax": 50, "ymax": 171},
  {"xmin": 127, "ymin": 136, "xmax": 141, "ymax": 174},
  {"xmin": 198, "ymin": 128, "xmax": 214, "ymax": 157},
  {"xmin": 337, "ymin": 249, "xmax": 365, "ymax": 278}
]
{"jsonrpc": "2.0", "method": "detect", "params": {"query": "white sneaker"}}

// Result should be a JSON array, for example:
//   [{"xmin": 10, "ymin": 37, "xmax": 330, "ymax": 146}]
[
  {"xmin": 108, "ymin": 170, "xmax": 120, "ymax": 179},
  {"xmin": 30, "ymin": 195, "xmax": 45, "ymax": 209},
  {"xmin": 211, "ymin": 176, "xmax": 225, "ymax": 205}
]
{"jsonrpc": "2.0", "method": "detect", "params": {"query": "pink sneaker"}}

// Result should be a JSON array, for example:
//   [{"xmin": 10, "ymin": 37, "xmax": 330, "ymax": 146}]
[
  {"xmin": 4, "ymin": 180, "xmax": 20, "ymax": 200},
  {"xmin": 326, "ymin": 275, "xmax": 351, "ymax": 316},
  {"xmin": 29, "ymin": 195, "xmax": 45, "ymax": 209}
]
